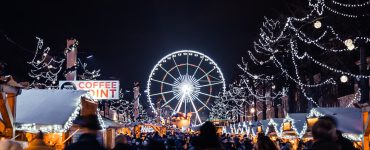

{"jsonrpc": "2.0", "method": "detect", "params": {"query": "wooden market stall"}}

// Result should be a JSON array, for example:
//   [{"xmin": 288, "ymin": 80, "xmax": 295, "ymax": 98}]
[
  {"xmin": 306, "ymin": 107, "xmax": 363, "ymax": 148},
  {"xmin": 13, "ymin": 89, "xmax": 104, "ymax": 150}
]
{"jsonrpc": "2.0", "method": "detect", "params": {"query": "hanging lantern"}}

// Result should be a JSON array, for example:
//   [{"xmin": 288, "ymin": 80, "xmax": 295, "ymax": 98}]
[{"xmin": 283, "ymin": 121, "xmax": 292, "ymax": 131}]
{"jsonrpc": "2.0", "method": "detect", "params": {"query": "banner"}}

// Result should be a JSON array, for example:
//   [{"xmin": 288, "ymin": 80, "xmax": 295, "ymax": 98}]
[{"xmin": 59, "ymin": 80, "xmax": 119, "ymax": 99}]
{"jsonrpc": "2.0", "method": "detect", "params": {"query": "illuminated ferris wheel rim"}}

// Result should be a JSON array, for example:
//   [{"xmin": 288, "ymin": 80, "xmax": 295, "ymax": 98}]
[{"xmin": 146, "ymin": 50, "xmax": 226, "ymax": 116}]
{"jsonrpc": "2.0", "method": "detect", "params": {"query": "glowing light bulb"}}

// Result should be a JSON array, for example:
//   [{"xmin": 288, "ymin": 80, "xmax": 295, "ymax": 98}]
[
  {"xmin": 272, "ymin": 85, "xmax": 276, "ymax": 90},
  {"xmin": 344, "ymin": 39, "xmax": 353, "ymax": 47},
  {"xmin": 250, "ymin": 108, "xmax": 255, "ymax": 113},
  {"xmin": 347, "ymin": 44, "xmax": 355, "ymax": 50},
  {"xmin": 340, "ymin": 75, "xmax": 348, "ymax": 83},
  {"xmin": 313, "ymin": 21, "xmax": 322, "ymax": 29}
]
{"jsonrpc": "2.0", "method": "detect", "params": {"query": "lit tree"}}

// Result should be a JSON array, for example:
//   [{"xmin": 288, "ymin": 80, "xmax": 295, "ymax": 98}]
[
  {"xmin": 239, "ymin": 0, "xmax": 369, "ymax": 112},
  {"xmin": 28, "ymin": 37, "xmax": 65, "ymax": 87},
  {"xmin": 28, "ymin": 37, "xmax": 101, "ymax": 88}
]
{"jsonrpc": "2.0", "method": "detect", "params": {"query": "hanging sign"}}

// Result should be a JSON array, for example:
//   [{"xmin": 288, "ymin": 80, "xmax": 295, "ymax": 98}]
[{"xmin": 59, "ymin": 80, "xmax": 119, "ymax": 99}]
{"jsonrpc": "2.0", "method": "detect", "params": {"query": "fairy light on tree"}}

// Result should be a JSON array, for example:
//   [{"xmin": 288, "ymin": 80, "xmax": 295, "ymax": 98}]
[
  {"xmin": 238, "ymin": 0, "xmax": 370, "ymax": 112},
  {"xmin": 28, "ymin": 37, "xmax": 101, "ymax": 88}
]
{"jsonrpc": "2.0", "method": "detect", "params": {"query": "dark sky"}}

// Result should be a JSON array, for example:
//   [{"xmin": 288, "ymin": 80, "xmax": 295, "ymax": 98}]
[{"xmin": 0, "ymin": 0, "xmax": 297, "ymax": 90}]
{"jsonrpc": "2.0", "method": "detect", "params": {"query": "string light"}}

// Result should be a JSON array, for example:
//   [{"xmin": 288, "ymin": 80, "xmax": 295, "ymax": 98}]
[{"xmin": 28, "ymin": 37, "xmax": 65, "ymax": 87}]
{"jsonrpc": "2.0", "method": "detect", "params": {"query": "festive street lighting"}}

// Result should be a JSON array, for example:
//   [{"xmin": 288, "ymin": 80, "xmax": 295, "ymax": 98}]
[{"xmin": 340, "ymin": 75, "xmax": 348, "ymax": 83}]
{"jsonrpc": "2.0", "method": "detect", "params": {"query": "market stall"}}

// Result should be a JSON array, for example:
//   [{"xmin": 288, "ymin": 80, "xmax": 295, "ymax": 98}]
[
  {"xmin": 307, "ymin": 107, "xmax": 362, "ymax": 141},
  {"xmin": 14, "ymin": 89, "xmax": 105, "ymax": 150}
]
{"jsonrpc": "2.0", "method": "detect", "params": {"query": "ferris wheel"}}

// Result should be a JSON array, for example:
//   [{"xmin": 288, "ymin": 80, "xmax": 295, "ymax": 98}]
[{"xmin": 146, "ymin": 50, "xmax": 226, "ymax": 126}]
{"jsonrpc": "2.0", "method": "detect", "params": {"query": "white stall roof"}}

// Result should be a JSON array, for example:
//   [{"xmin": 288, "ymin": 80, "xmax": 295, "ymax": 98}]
[
  {"xmin": 311, "ymin": 107, "xmax": 362, "ymax": 135},
  {"xmin": 16, "ymin": 89, "xmax": 87, "ymax": 125},
  {"xmin": 287, "ymin": 113, "xmax": 307, "ymax": 134}
]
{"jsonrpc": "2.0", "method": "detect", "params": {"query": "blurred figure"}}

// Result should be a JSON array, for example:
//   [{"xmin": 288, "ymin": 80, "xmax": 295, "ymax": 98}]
[
  {"xmin": 65, "ymin": 115, "xmax": 106, "ymax": 150},
  {"xmin": 0, "ymin": 138, "xmax": 23, "ymax": 150},
  {"xmin": 25, "ymin": 131, "xmax": 53, "ymax": 150},
  {"xmin": 243, "ymin": 137, "xmax": 253, "ymax": 150},
  {"xmin": 254, "ymin": 133, "xmax": 278, "ymax": 150},
  {"xmin": 113, "ymin": 134, "xmax": 130, "ymax": 150},
  {"xmin": 334, "ymin": 130, "xmax": 356, "ymax": 150},
  {"xmin": 311, "ymin": 116, "xmax": 340, "ymax": 150},
  {"xmin": 191, "ymin": 121, "xmax": 223, "ymax": 150}
]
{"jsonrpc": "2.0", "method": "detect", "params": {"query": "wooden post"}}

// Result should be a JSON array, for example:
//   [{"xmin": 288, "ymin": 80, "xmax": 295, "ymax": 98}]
[
  {"xmin": 65, "ymin": 39, "xmax": 78, "ymax": 81},
  {"xmin": 0, "ymin": 92, "xmax": 14, "ymax": 138}
]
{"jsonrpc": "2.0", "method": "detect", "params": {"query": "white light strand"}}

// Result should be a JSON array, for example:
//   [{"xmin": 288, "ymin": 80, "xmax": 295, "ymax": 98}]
[
  {"xmin": 332, "ymin": 0, "xmax": 370, "ymax": 7},
  {"xmin": 346, "ymin": 89, "xmax": 361, "ymax": 107},
  {"xmin": 28, "ymin": 37, "xmax": 65, "ymax": 87}
]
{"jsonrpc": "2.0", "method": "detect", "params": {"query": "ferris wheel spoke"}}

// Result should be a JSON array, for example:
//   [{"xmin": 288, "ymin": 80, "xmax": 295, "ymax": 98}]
[
  {"xmin": 208, "ymin": 75, "xmax": 222, "ymax": 81},
  {"xmin": 159, "ymin": 65, "xmax": 179, "ymax": 82},
  {"xmin": 195, "ymin": 91, "xmax": 219, "ymax": 98},
  {"xmin": 190, "ymin": 98, "xmax": 202, "ymax": 124},
  {"xmin": 186, "ymin": 54, "xmax": 189, "ymax": 76},
  {"xmin": 196, "ymin": 81, "xmax": 224, "ymax": 88},
  {"xmin": 149, "ymin": 90, "xmax": 175, "ymax": 96},
  {"xmin": 174, "ymin": 94, "xmax": 186, "ymax": 113},
  {"xmin": 192, "ymin": 57, "xmax": 204, "ymax": 77},
  {"xmin": 196, "ymin": 67, "xmax": 216, "ymax": 82},
  {"xmin": 161, "ymin": 95, "xmax": 178, "ymax": 108},
  {"xmin": 151, "ymin": 78, "xmax": 175, "ymax": 86},
  {"xmin": 190, "ymin": 93, "xmax": 211, "ymax": 111},
  {"xmin": 172, "ymin": 57, "xmax": 182, "ymax": 76}
]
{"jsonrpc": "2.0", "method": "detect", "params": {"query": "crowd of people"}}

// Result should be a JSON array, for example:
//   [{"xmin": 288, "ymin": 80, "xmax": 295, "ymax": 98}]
[{"xmin": 0, "ymin": 115, "xmax": 360, "ymax": 150}]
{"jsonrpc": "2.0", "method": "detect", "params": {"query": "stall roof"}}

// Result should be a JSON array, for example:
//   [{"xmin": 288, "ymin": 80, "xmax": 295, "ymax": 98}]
[
  {"xmin": 268, "ymin": 118, "xmax": 284, "ymax": 133},
  {"xmin": 286, "ymin": 113, "xmax": 307, "ymax": 135},
  {"xmin": 311, "ymin": 107, "xmax": 362, "ymax": 135},
  {"xmin": 16, "ymin": 89, "xmax": 88, "ymax": 125}
]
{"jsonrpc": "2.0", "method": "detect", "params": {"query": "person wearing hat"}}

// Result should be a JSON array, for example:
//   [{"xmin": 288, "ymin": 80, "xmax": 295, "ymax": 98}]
[{"xmin": 65, "ymin": 115, "xmax": 106, "ymax": 150}]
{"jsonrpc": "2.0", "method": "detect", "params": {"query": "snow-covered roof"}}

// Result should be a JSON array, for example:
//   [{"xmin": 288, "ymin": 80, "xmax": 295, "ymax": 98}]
[
  {"xmin": 286, "ymin": 113, "xmax": 307, "ymax": 135},
  {"xmin": 16, "ymin": 89, "xmax": 87, "ymax": 125},
  {"xmin": 267, "ymin": 118, "xmax": 284, "ymax": 134},
  {"xmin": 309, "ymin": 107, "xmax": 362, "ymax": 135}
]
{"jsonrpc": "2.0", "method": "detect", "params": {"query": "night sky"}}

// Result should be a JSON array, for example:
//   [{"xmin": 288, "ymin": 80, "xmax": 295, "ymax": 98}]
[{"xmin": 0, "ymin": 0, "xmax": 298, "ymax": 90}]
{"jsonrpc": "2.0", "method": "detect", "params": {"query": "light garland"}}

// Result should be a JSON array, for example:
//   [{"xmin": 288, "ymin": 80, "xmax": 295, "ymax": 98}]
[
  {"xmin": 332, "ymin": 0, "xmax": 370, "ymax": 7},
  {"xmin": 236, "ymin": 0, "xmax": 370, "ymax": 111},
  {"xmin": 28, "ymin": 37, "xmax": 65, "ymax": 87}
]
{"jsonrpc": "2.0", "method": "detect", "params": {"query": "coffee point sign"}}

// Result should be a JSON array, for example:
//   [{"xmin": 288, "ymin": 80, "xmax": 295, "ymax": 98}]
[{"xmin": 59, "ymin": 80, "xmax": 120, "ymax": 99}]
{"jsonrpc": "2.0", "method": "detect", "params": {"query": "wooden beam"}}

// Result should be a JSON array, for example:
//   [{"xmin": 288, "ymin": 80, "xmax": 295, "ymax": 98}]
[
  {"xmin": 6, "ymin": 93, "xmax": 16, "ymax": 119},
  {"xmin": 0, "ymin": 92, "xmax": 14, "ymax": 138},
  {"xmin": 0, "ymin": 92, "xmax": 13, "ymax": 127}
]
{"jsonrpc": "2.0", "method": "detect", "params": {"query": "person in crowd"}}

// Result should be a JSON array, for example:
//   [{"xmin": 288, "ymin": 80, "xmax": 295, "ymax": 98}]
[
  {"xmin": 25, "ymin": 131, "xmax": 53, "ymax": 150},
  {"xmin": 334, "ymin": 130, "xmax": 357, "ymax": 150},
  {"xmin": 113, "ymin": 134, "xmax": 130, "ymax": 150},
  {"xmin": 254, "ymin": 133, "xmax": 278, "ymax": 150},
  {"xmin": 0, "ymin": 138, "xmax": 23, "ymax": 150},
  {"xmin": 311, "ymin": 116, "xmax": 340, "ymax": 150},
  {"xmin": 65, "ymin": 115, "xmax": 106, "ymax": 150},
  {"xmin": 243, "ymin": 137, "xmax": 253, "ymax": 150},
  {"xmin": 191, "ymin": 121, "xmax": 223, "ymax": 150}
]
